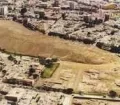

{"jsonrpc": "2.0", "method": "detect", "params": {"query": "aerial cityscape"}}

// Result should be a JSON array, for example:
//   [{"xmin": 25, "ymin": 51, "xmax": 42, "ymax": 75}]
[{"xmin": 0, "ymin": 0, "xmax": 120, "ymax": 105}]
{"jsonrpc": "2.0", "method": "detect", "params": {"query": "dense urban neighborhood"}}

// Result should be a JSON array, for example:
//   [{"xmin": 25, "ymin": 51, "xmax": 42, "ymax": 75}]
[
  {"xmin": 0, "ymin": 0, "xmax": 120, "ymax": 105},
  {"xmin": 0, "ymin": 0, "xmax": 120, "ymax": 52}
]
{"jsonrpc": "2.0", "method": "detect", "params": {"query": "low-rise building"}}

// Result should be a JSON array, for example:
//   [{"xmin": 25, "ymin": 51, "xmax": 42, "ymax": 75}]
[{"xmin": 5, "ymin": 88, "xmax": 26, "ymax": 102}]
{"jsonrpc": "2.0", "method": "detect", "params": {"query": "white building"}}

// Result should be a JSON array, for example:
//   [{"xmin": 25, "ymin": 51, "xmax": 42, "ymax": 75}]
[{"xmin": 0, "ymin": 6, "xmax": 8, "ymax": 16}]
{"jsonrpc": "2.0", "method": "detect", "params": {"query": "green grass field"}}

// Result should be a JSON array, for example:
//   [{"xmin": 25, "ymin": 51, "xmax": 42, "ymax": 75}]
[{"xmin": 41, "ymin": 63, "xmax": 60, "ymax": 78}]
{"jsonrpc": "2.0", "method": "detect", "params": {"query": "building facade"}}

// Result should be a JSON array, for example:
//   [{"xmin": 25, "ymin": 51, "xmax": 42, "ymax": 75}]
[{"xmin": 0, "ymin": 6, "xmax": 8, "ymax": 16}]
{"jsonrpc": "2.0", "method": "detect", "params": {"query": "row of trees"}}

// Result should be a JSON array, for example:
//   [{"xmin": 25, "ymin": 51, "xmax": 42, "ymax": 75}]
[{"xmin": 39, "ymin": 57, "xmax": 58, "ymax": 68}]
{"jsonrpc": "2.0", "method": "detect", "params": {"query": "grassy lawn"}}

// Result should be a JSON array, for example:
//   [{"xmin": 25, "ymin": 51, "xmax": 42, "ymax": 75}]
[{"xmin": 41, "ymin": 63, "xmax": 60, "ymax": 78}]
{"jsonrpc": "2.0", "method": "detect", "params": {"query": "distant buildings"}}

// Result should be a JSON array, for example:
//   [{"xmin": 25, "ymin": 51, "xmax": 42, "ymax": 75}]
[{"xmin": 0, "ymin": 0, "xmax": 119, "ymax": 53}]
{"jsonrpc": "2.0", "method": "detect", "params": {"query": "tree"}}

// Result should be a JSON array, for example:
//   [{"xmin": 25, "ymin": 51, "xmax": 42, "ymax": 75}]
[
  {"xmin": 33, "ymin": 74, "xmax": 39, "ymax": 79},
  {"xmin": 114, "ymin": 25, "xmax": 118, "ymax": 28},
  {"xmin": 104, "ymin": 14, "xmax": 109, "ymax": 22},
  {"xmin": 2, "ymin": 70, "xmax": 6, "ymax": 76},
  {"xmin": 64, "ymin": 88, "xmax": 73, "ymax": 94},
  {"xmin": 111, "ymin": 30, "xmax": 115, "ymax": 35},
  {"xmin": 20, "ymin": 8, "xmax": 27, "ymax": 16},
  {"xmin": 83, "ymin": 16, "xmax": 89, "ymax": 23},
  {"xmin": 23, "ymin": 18, "xmax": 28, "ymax": 26},
  {"xmin": 29, "ymin": 66, "xmax": 35, "ymax": 76},
  {"xmin": 52, "ymin": 57, "xmax": 58, "ymax": 62},
  {"xmin": 62, "ymin": 13, "xmax": 66, "ymax": 20},
  {"xmin": 109, "ymin": 90, "xmax": 117, "ymax": 98},
  {"xmin": 13, "ymin": 16, "xmax": 17, "ymax": 21},
  {"xmin": 8, "ymin": 55, "xmax": 15, "ymax": 61},
  {"xmin": 39, "ymin": 12, "xmax": 45, "ymax": 19},
  {"xmin": 39, "ymin": 57, "xmax": 46, "ymax": 65},
  {"xmin": 45, "ymin": 59, "xmax": 53, "ymax": 67},
  {"xmin": 39, "ymin": 57, "xmax": 54, "ymax": 67}
]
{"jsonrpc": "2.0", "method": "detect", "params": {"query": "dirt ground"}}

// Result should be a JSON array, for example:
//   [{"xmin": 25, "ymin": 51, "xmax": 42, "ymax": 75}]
[
  {"xmin": 0, "ymin": 20, "xmax": 119, "ymax": 64},
  {"xmin": 42, "ymin": 61, "xmax": 120, "ymax": 95}
]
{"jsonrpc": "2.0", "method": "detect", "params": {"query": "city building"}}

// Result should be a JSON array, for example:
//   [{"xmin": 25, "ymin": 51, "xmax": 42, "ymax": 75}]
[{"xmin": 0, "ymin": 6, "xmax": 8, "ymax": 16}]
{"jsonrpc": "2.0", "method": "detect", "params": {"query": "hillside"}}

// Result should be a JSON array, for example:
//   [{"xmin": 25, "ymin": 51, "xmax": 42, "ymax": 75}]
[{"xmin": 0, "ymin": 20, "xmax": 119, "ymax": 64}]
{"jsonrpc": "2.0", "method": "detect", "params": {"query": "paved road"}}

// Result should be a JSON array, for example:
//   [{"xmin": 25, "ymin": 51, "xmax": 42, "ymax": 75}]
[{"xmin": 73, "ymin": 94, "xmax": 120, "ymax": 101}]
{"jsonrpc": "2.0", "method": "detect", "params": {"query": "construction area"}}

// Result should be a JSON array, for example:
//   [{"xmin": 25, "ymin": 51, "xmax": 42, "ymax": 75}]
[{"xmin": 36, "ymin": 61, "xmax": 120, "ymax": 95}]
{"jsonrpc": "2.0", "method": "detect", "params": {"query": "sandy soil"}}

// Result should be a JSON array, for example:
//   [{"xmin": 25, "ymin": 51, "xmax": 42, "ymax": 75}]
[{"xmin": 0, "ymin": 20, "xmax": 119, "ymax": 64}]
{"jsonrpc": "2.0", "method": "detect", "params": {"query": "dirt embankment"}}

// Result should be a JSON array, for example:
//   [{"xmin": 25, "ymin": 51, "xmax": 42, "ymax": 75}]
[{"xmin": 0, "ymin": 20, "xmax": 119, "ymax": 64}]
